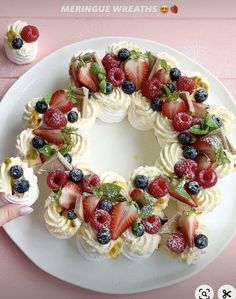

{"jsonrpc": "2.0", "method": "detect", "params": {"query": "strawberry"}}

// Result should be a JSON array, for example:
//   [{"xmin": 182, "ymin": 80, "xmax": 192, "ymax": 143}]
[
  {"xmin": 50, "ymin": 90, "xmax": 74, "ymax": 113},
  {"xmin": 153, "ymin": 69, "xmax": 169, "ymax": 84},
  {"xmin": 82, "ymin": 195, "xmax": 100, "ymax": 222},
  {"xmin": 193, "ymin": 135, "xmax": 222, "ymax": 162},
  {"xmin": 170, "ymin": 5, "xmax": 178, "ymax": 14},
  {"xmin": 59, "ymin": 181, "xmax": 82, "ymax": 209},
  {"xmin": 33, "ymin": 128, "xmax": 64, "ymax": 145},
  {"xmin": 77, "ymin": 62, "xmax": 99, "ymax": 92},
  {"xmin": 169, "ymin": 190, "xmax": 198, "ymax": 207},
  {"xmin": 110, "ymin": 202, "xmax": 138, "ymax": 240},
  {"xmin": 178, "ymin": 214, "xmax": 199, "ymax": 247},
  {"xmin": 130, "ymin": 188, "xmax": 148, "ymax": 207},
  {"xmin": 44, "ymin": 107, "xmax": 67, "ymax": 129},
  {"xmin": 195, "ymin": 154, "xmax": 213, "ymax": 171},
  {"xmin": 192, "ymin": 102, "xmax": 208, "ymax": 118},
  {"xmin": 124, "ymin": 59, "xmax": 149, "ymax": 90},
  {"xmin": 162, "ymin": 100, "xmax": 187, "ymax": 120}
]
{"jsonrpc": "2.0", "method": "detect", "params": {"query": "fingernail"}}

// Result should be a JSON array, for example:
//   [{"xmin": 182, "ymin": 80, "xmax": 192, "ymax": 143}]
[{"xmin": 19, "ymin": 206, "xmax": 34, "ymax": 216}]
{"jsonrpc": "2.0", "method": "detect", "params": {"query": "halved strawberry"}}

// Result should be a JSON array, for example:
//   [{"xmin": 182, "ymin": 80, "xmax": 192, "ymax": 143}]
[
  {"xmin": 193, "ymin": 135, "xmax": 222, "ymax": 162},
  {"xmin": 33, "ymin": 128, "xmax": 64, "ymax": 145},
  {"xmin": 77, "ymin": 62, "xmax": 99, "ymax": 92},
  {"xmin": 59, "ymin": 181, "xmax": 82, "ymax": 209},
  {"xmin": 178, "ymin": 214, "xmax": 199, "ymax": 247},
  {"xmin": 82, "ymin": 195, "xmax": 100, "ymax": 223},
  {"xmin": 169, "ymin": 190, "xmax": 198, "ymax": 207},
  {"xmin": 192, "ymin": 102, "xmax": 209, "ymax": 118},
  {"xmin": 195, "ymin": 154, "xmax": 213, "ymax": 171},
  {"xmin": 130, "ymin": 188, "xmax": 148, "ymax": 207},
  {"xmin": 124, "ymin": 59, "xmax": 149, "ymax": 90},
  {"xmin": 69, "ymin": 64, "xmax": 81, "ymax": 88},
  {"xmin": 162, "ymin": 100, "xmax": 187, "ymax": 120},
  {"xmin": 50, "ymin": 90, "xmax": 74, "ymax": 113},
  {"xmin": 153, "ymin": 69, "xmax": 169, "ymax": 84},
  {"xmin": 110, "ymin": 202, "xmax": 138, "ymax": 240}
]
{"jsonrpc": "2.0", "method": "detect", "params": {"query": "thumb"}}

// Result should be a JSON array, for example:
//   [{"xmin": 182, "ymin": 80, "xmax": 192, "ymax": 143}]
[{"xmin": 0, "ymin": 204, "xmax": 33, "ymax": 226}]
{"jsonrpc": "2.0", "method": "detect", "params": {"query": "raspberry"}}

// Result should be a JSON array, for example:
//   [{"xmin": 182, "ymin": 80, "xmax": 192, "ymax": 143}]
[
  {"xmin": 174, "ymin": 159, "xmax": 198, "ymax": 180},
  {"xmin": 44, "ymin": 107, "xmax": 67, "ymax": 129},
  {"xmin": 147, "ymin": 177, "xmax": 170, "ymax": 198},
  {"xmin": 102, "ymin": 53, "xmax": 121, "ymax": 71},
  {"xmin": 195, "ymin": 168, "xmax": 218, "ymax": 188},
  {"xmin": 47, "ymin": 170, "xmax": 67, "ymax": 189},
  {"xmin": 166, "ymin": 233, "xmax": 186, "ymax": 254},
  {"xmin": 82, "ymin": 174, "xmax": 100, "ymax": 193},
  {"xmin": 107, "ymin": 67, "xmax": 125, "ymax": 87},
  {"xmin": 21, "ymin": 25, "xmax": 39, "ymax": 42},
  {"xmin": 172, "ymin": 112, "xmax": 193, "ymax": 132},
  {"xmin": 90, "ymin": 209, "xmax": 111, "ymax": 231},
  {"xmin": 142, "ymin": 78, "xmax": 162, "ymax": 100},
  {"xmin": 141, "ymin": 215, "xmax": 161, "ymax": 234},
  {"xmin": 177, "ymin": 76, "xmax": 196, "ymax": 94}
]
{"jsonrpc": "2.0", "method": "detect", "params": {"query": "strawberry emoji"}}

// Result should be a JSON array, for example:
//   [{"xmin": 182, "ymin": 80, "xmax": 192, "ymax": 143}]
[{"xmin": 170, "ymin": 5, "xmax": 178, "ymax": 14}]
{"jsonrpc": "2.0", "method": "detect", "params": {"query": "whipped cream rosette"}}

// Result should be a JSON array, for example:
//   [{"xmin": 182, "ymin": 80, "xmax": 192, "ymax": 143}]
[
  {"xmin": 0, "ymin": 157, "xmax": 39, "ymax": 207},
  {"xmin": 207, "ymin": 105, "xmax": 235, "ymax": 134},
  {"xmin": 4, "ymin": 20, "xmax": 39, "ymax": 65},
  {"xmin": 106, "ymin": 41, "xmax": 143, "ymax": 55}
]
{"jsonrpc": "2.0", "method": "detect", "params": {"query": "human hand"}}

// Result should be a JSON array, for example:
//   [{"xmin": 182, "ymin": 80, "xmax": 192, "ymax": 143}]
[{"xmin": 0, "ymin": 204, "xmax": 33, "ymax": 226}]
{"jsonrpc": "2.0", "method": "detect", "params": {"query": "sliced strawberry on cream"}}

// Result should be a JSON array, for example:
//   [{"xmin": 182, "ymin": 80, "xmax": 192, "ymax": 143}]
[
  {"xmin": 50, "ymin": 90, "xmax": 74, "ymax": 113},
  {"xmin": 162, "ymin": 100, "xmax": 187, "ymax": 120},
  {"xmin": 33, "ymin": 128, "xmax": 64, "ymax": 145},
  {"xmin": 124, "ymin": 59, "xmax": 149, "ymax": 90},
  {"xmin": 178, "ymin": 214, "xmax": 199, "ymax": 248},
  {"xmin": 59, "ymin": 181, "xmax": 82, "ymax": 210},
  {"xmin": 77, "ymin": 62, "xmax": 99, "ymax": 92},
  {"xmin": 82, "ymin": 195, "xmax": 100, "ymax": 223}
]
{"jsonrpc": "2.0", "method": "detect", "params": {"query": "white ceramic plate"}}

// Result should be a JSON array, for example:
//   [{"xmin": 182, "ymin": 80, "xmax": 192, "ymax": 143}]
[{"xmin": 1, "ymin": 37, "xmax": 236, "ymax": 294}]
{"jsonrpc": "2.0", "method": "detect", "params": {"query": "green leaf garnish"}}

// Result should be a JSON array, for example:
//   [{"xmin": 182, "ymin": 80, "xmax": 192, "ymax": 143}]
[
  {"xmin": 139, "ymin": 204, "xmax": 154, "ymax": 218},
  {"xmin": 43, "ymin": 92, "xmax": 53, "ymax": 104},
  {"xmin": 93, "ymin": 183, "xmax": 122, "ymax": 198},
  {"xmin": 216, "ymin": 148, "xmax": 230, "ymax": 165},
  {"xmin": 163, "ymin": 85, "xmax": 171, "ymax": 97},
  {"xmin": 168, "ymin": 91, "xmax": 180, "ymax": 101},
  {"xmin": 37, "ymin": 144, "xmax": 56, "ymax": 157},
  {"xmin": 66, "ymin": 86, "xmax": 78, "ymax": 103},
  {"xmin": 189, "ymin": 113, "xmax": 219, "ymax": 135},
  {"xmin": 143, "ymin": 191, "xmax": 156, "ymax": 205},
  {"xmin": 91, "ymin": 63, "xmax": 105, "ymax": 76},
  {"xmin": 59, "ymin": 127, "xmax": 78, "ymax": 156},
  {"xmin": 160, "ymin": 59, "xmax": 170, "ymax": 72},
  {"xmin": 91, "ymin": 63, "xmax": 107, "ymax": 94},
  {"xmin": 171, "ymin": 179, "xmax": 192, "ymax": 202},
  {"xmin": 99, "ymin": 79, "xmax": 107, "ymax": 94}
]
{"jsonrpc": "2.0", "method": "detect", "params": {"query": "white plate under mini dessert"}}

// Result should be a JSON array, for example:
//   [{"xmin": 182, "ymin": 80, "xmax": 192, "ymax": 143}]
[{"xmin": 1, "ymin": 37, "xmax": 236, "ymax": 294}]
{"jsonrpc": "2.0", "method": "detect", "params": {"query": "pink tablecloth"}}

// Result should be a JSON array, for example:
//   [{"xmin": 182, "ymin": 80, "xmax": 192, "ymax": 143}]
[{"xmin": 0, "ymin": 1, "xmax": 236, "ymax": 298}]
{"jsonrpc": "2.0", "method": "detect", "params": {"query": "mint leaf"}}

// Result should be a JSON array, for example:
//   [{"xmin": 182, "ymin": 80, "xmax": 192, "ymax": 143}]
[
  {"xmin": 66, "ymin": 86, "xmax": 77, "ymax": 103},
  {"xmin": 216, "ymin": 149, "xmax": 230, "ymax": 165},
  {"xmin": 171, "ymin": 179, "xmax": 192, "ymax": 202},
  {"xmin": 37, "ymin": 144, "xmax": 56, "ymax": 158},
  {"xmin": 43, "ymin": 93, "xmax": 53, "ymax": 104},
  {"xmin": 91, "ymin": 63, "xmax": 105, "ymax": 76},
  {"xmin": 94, "ymin": 183, "xmax": 121, "ymax": 198},
  {"xmin": 139, "ymin": 204, "xmax": 154, "ymax": 218},
  {"xmin": 60, "ymin": 127, "xmax": 78, "ymax": 155},
  {"xmin": 99, "ymin": 79, "xmax": 107, "ymax": 94},
  {"xmin": 189, "ymin": 125, "xmax": 209, "ymax": 135},
  {"xmin": 189, "ymin": 113, "xmax": 219, "ymax": 135},
  {"xmin": 163, "ymin": 85, "xmax": 171, "ymax": 97},
  {"xmin": 168, "ymin": 91, "xmax": 179, "ymax": 101},
  {"xmin": 160, "ymin": 59, "xmax": 169, "ymax": 72},
  {"xmin": 143, "ymin": 191, "xmax": 156, "ymax": 205}
]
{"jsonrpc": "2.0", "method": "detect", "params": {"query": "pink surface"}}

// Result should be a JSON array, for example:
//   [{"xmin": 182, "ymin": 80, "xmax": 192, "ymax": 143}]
[{"xmin": 0, "ymin": 1, "xmax": 236, "ymax": 298}]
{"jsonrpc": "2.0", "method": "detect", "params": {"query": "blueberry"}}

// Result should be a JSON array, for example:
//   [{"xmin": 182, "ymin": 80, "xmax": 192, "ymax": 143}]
[
  {"xmin": 63, "ymin": 154, "xmax": 72, "ymax": 164},
  {"xmin": 122, "ymin": 80, "xmax": 136, "ymax": 94},
  {"xmin": 150, "ymin": 98, "xmax": 163, "ymax": 112},
  {"xmin": 35, "ymin": 100, "xmax": 48, "ymax": 114},
  {"xmin": 12, "ymin": 38, "xmax": 23, "ymax": 49},
  {"xmin": 194, "ymin": 88, "xmax": 208, "ymax": 103},
  {"xmin": 165, "ymin": 83, "xmax": 175, "ymax": 93},
  {"xmin": 100, "ymin": 199, "xmax": 113, "ymax": 213},
  {"xmin": 183, "ymin": 146, "xmax": 198, "ymax": 160},
  {"xmin": 32, "ymin": 136, "xmax": 46, "ymax": 149},
  {"xmin": 170, "ymin": 67, "xmax": 181, "ymax": 81},
  {"xmin": 97, "ymin": 229, "xmax": 111, "ymax": 245},
  {"xmin": 69, "ymin": 168, "xmax": 83, "ymax": 183},
  {"xmin": 9, "ymin": 165, "xmax": 24, "ymax": 179},
  {"xmin": 194, "ymin": 234, "xmax": 208, "ymax": 249},
  {"xmin": 13, "ymin": 179, "xmax": 30, "ymax": 193},
  {"xmin": 67, "ymin": 209, "xmax": 77, "ymax": 220},
  {"xmin": 132, "ymin": 222, "xmax": 145, "ymax": 237},
  {"xmin": 118, "ymin": 48, "xmax": 130, "ymax": 61},
  {"xmin": 186, "ymin": 181, "xmax": 200, "ymax": 195},
  {"xmin": 134, "ymin": 175, "xmax": 148, "ymax": 189},
  {"xmin": 178, "ymin": 132, "xmax": 192, "ymax": 145},
  {"xmin": 67, "ymin": 111, "xmax": 78, "ymax": 123},
  {"xmin": 212, "ymin": 115, "xmax": 222, "ymax": 128},
  {"xmin": 105, "ymin": 82, "xmax": 113, "ymax": 94}
]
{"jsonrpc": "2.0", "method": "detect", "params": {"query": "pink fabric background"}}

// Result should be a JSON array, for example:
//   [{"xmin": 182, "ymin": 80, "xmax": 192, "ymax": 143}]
[{"xmin": 0, "ymin": 1, "xmax": 236, "ymax": 298}]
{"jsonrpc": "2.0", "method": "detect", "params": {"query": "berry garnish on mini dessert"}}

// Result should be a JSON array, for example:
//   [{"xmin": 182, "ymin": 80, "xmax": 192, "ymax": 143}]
[
  {"xmin": 147, "ymin": 177, "xmax": 170, "ymax": 198},
  {"xmin": 67, "ymin": 209, "xmax": 77, "ymax": 220},
  {"xmin": 195, "ymin": 168, "xmax": 218, "ymax": 188},
  {"xmin": 183, "ymin": 146, "xmax": 198, "ymax": 160},
  {"xmin": 105, "ymin": 82, "xmax": 113, "ymax": 94},
  {"xmin": 50, "ymin": 90, "xmax": 74, "ymax": 113},
  {"xmin": 150, "ymin": 98, "xmax": 163, "ymax": 112},
  {"xmin": 178, "ymin": 132, "xmax": 193, "ymax": 145},
  {"xmin": 33, "ymin": 128, "xmax": 64, "ymax": 145},
  {"xmin": 107, "ymin": 67, "xmax": 125, "ymax": 87},
  {"xmin": 153, "ymin": 68, "xmax": 170, "ymax": 84},
  {"xmin": 82, "ymin": 174, "xmax": 100, "ymax": 193},
  {"xmin": 102, "ymin": 53, "xmax": 121, "ymax": 71},
  {"xmin": 165, "ymin": 83, "xmax": 175, "ymax": 93},
  {"xmin": 192, "ymin": 101, "xmax": 209, "ymax": 118},
  {"xmin": 77, "ymin": 62, "xmax": 99, "ymax": 92},
  {"xmin": 97, "ymin": 229, "xmax": 111, "ymax": 245},
  {"xmin": 169, "ymin": 179, "xmax": 198, "ymax": 207},
  {"xmin": 21, "ymin": 25, "xmax": 39, "ymax": 42},
  {"xmin": 172, "ymin": 112, "xmax": 193, "ymax": 131},
  {"xmin": 44, "ymin": 108, "xmax": 67, "ymax": 129},
  {"xmin": 13, "ymin": 179, "xmax": 30, "ymax": 194},
  {"xmin": 195, "ymin": 154, "xmax": 212, "ymax": 171},
  {"xmin": 131, "ymin": 221, "xmax": 145, "ymax": 237},
  {"xmin": 9, "ymin": 165, "xmax": 23, "ymax": 179},
  {"xmin": 67, "ymin": 111, "xmax": 78, "ymax": 123},
  {"xmin": 99, "ymin": 199, "xmax": 113, "ymax": 213},
  {"xmin": 130, "ymin": 188, "xmax": 148, "ymax": 207},
  {"xmin": 90, "ymin": 209, "xmax": 111, "ymax": 231},
  {"xmin": 194, "ymin": 234, "xmax": 208, "ymax": 249},
  {"xmin": 162, "ymin": 99, "xmax": 187, "ymax": 120},
  {"xmin": 169, "ymin": 67, "xmax": 181, "ymax": 81},
  {"xmin": 12, "ymin": 38, "xmax": 23, "ymax": 49},
  {"xmin": 35, "ymin": 100, "xmax": 48, "ymax": 114},
  {"xmin": 186, "ymin": 181, "xmax": 200, "ymax": 195},
  {"xmin": 177, "ymin": 76, "xmax": 196, "ymax": 94},
  {"xmin": 142, "ymin": 78, "xmax": 162, "ymax": 100},
  {"xmin": 174, "ymin": 159, "xmax": 198, "ymax": 180},
  {"xmin": 124, "ymin": 55, "xmax": 149, "ymax": 90},
  {"xmin": 166, "ymin": 233, "xmax": 187, "ymax": 254},
  {"xmin": 110, "ymin": 201, "xmax": 138, "ymax": 240},
  {"xmin": 122, "ymin": 80, "xmax": 136, "ymax": 94},
  {"xmin": 118, "ymin": 48, "xmax": 131, "ymax": 61},
  {"xmin": 47, "ymin": 170, "xmax": 67, "ymax": 190},
  {"xmin": 178, "ymin": 214, "xmax": 199, "ymax": 247},
  {"xmin": 82, "ymin": 195, "xmax": 100, "ymax": 222},
  {"xmin": 141, "ymin": 215, "xmax": 161, "ymax": 234},
  {"xmin": 194, "ymin": 88, "xmax": 208, "ymax": 103},
  {"xmin": 134, "ymin": 175, "xmax": 148, "ymax": 189},
  {"xmin": 69, "ymin": 168, "xmax": 83, "ymax": 183},
  {"xmin": 59, "ymin": 181, "xmax": 82, "ymax": 210},
  {"xmin": 212, "ymin": 115, "xmax": 222, "ymax": 128}
]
